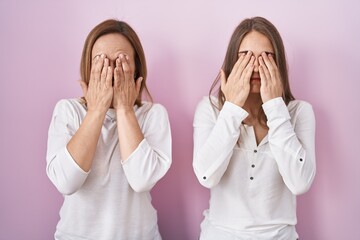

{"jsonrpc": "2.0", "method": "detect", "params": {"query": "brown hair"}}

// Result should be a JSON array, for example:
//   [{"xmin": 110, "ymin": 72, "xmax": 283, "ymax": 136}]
[
  {"xmin": 80, "ymin": 19, "xmax": 152, "ymax": 107},
  {"xmin": 210, "ymin": 17, "xmax": 295, "ymax": 124}
]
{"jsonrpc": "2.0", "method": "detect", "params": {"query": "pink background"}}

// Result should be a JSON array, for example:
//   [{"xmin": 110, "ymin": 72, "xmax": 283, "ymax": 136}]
[{"xmin": 1, "ymin": 0, "xmax": 359, "ymax": 239}]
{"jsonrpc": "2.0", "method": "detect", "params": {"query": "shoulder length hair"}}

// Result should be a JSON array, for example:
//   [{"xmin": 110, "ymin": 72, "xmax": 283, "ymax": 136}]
[
  {"xmin": 210, "ymin": 17, "xmax": 295, "ymax": 116},
  {"xmin": 80, "ymin": 19, "xmax": 152, "ymax": 107}
]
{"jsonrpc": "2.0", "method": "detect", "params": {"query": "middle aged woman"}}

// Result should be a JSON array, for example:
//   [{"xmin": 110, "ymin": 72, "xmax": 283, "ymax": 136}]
[{"xmin": 46, "ymin": 19, "xmax": 172, "ymax": 240}]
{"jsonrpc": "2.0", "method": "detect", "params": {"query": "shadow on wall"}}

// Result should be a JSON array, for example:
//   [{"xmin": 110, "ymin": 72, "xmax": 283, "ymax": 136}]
[
  {"xmin": 291, "ymin": 48, "xmax": 344, "ymax": 240},
  {"xmin": 148, "ymin": 40, "xmax": 193, "ymax": 240}
]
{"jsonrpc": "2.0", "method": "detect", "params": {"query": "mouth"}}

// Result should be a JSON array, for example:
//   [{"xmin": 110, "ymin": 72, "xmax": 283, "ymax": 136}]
[{"xmin": 250, "ymin": 77, "xmax": 261, "ymax": 82}]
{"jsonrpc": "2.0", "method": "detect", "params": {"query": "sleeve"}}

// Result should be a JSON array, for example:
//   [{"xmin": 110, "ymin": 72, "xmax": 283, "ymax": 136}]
[
  {"xmin": 263, "ymin": 97, "xmax": 316, "ymax": 195},
  {"xmin": 121, "ymin": 104, "xmax": 172, "ymax": 193},
  {"xmin": 193, "ymin": 97, "xmax": 248, "ymax": 188},
  {"xmin": 46, "ymin": 100, "xmax": 89, "ymax": 195}
]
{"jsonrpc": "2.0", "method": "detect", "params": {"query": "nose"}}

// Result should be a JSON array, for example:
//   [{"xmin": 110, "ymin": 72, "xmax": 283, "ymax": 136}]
[
  {"xmin": 253, "ymin": 55, "xmax": 260, "ymax": 72},
  {"xmin": 108, "ymin": 59, "xmax": 116, "ymax": 69}
]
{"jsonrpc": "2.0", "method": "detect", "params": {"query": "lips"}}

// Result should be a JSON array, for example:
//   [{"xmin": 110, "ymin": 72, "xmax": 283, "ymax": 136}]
[{"xmin": 251, "ymin": 77, "xmax": 261, "ymax": 81}]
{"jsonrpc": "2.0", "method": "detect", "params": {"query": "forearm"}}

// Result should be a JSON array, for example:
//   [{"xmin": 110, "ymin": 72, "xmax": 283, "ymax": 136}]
[
  {"xmin": 67, "ymin": 110, "xmax": 105, "ymax": 172},
  {"xmin": 116, "ymin": 108, "xmax": 144, "ymax": 160},
  {"xmin": 264, "ymin": 98, "xmax": 316, "ymax": 195},
  {"xmin": 193, "ymin": 101, "xmax": 248, "ymax": 187}
]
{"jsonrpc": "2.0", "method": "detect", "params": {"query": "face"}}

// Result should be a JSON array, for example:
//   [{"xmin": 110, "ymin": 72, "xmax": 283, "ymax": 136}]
[
  {"xmin": 238, "ymin": 31, "xmax": 274, "ymax": 93},
  {"xmin": 91, "ymin": 33, "xmax": 136, "ymax": 78}
]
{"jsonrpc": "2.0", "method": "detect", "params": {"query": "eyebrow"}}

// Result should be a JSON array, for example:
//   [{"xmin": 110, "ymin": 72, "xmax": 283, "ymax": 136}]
[
  {"xmin": 92, "ymin": 54, "xmax": 100, "ymax": 60},
  {"xmin": 238, "ymin": 51, "xmax": 275, "ymax": 56}
]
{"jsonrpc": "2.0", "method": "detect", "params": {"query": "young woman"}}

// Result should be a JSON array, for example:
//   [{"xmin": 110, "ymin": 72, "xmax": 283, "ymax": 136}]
[
  {"xmin": 193, "ymin": 17, "xmax": 316, "ymax": 240},
  {"xmin": 46, "ymin": 19, "xmax": 171, "ymax": 239}
]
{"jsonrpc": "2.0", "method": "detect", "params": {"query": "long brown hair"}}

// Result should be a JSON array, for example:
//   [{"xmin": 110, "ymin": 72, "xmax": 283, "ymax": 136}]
[
  {"xmin": 210, "ymin": 17, "xmax": 295, "ymax": 124},
  {"xmin": 80, "ymin": 19, "xmax": 152, "ymax": 107}
]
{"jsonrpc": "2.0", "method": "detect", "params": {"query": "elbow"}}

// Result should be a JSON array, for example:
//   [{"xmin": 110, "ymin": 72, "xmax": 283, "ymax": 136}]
[
  {"xmin": 289, "ymin": 183, "xmax": 311, "ymax": 196},
  {"xmin": 125, "ymin": 156, "xmax": 171, "ymax": 193},
  {"xmin": 129, "ymin": 181, "xmax": 154, "ymax": 193},
  {"xmin": 194, "ymin": 169, "xmax": 219, "ymax": 189},
  {"xmin": 47, "ymin": 173, "xmax": 80, "ymax": 195},
  {"xmin": 46, "ymin": 167, "xmax": 82, "ymax": 196},
  {"xmin": 129, "ymin": 163, "xmax": 170, "ymax": 193},
  {"xmin": 199, "ymin": 178, "xmax": 218, "ymax": 189},
  {"xmin": 288, "ymin": 172, "xmax": 316, "ymax": 196},
  {"xmin": 56, "ymin": 183, "xmax": 79, "ymax": 196}
]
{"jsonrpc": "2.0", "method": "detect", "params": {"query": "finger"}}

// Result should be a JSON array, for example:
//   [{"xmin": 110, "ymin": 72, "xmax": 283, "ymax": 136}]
[
  {"xmin": 114, "ymin": 58, "xmax": 124, "ymax": 88},
  {"xmin": 114, "ymin": 66, "xmax": 120, "ymax": 88},
  {"xmin": 242, "ymin": 56, "xmax": 255, "ymax": 85},
  {"xmin": 268, "ymin": 53, "xmax": 278, "ymax": 67},
  {"xmin": 121, "ymin": 54, "xmax": 134, "ymax": 85},
  {"xmin": 90, "ymin": 55, "xmax": 100, "ymax": 85},
  {"xmin": 105, "ymin": 66, "xmax": 113, "ymax": 88},
  {"xmin": 94, "ymin": 54, "xmax": 105, "ymax": 83},
  {"xmin": 259, "ymin": 65, "xmax": 267, "ymax": 87},
  {"xmin": 79, "ymin": 80, "xmax": 88, "ymax": 96},
  {"xmin": 261, "ymin": 52, "xmax": 277, "ymax": 80},
  {"xmin": 220, "ymin": 69, "xmax": 226, "ymax": 92},
  {"xmin": 267, "ymin": 54, "xmax": 282, "ymax": 85},
  {"xmin": 233, "ymin": 51, "xmax": 252, "ymax": 80},
  {"xmin": 231, "ymin": 52, "xmax": 246, "ymax": 75},
  {"xmin": 259, "ymin": 56, "xmax": 271, "ymax": 82},
  {"xmin": 101, "ymin": 57, "xmax": 109, "ymax": 85}
]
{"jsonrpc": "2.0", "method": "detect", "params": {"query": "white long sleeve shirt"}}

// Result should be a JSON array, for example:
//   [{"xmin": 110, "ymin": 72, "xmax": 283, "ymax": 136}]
[
  {"xmin": 46, "ymin": 99, "xmax": 172, "ymax": 240},
  {"xmin": 193, "ymin": 97, "xmax": 316, "ymax": 240}
]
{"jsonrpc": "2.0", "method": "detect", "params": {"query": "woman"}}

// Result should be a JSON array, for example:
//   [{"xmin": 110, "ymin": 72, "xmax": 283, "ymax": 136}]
[
  {"xmin": 46, "ymin": 19, "xmax": 171, "ymax": 239},
  {"xmin": 193, "ymin": 17, "xmax": 316, "ymax": 239}
]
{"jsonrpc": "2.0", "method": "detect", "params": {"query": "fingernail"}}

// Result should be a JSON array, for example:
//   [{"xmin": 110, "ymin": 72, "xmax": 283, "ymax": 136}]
[
  {"xmin": 101, "ymin": 54, "xmax": 105, "ymax": 58},
  {"xmin": 247, "ymin": 51, "xmax": 252, "ymax": 55},
  {"xmin": 125, "ymin": 55, "xmax": 129, "ymax": 60},
  {"xmin": 96, "ymin": 55, "xmax": 100, "ymax": 60}
]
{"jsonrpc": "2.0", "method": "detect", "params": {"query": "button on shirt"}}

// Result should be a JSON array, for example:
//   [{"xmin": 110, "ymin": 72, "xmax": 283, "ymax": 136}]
[
  {"xmin": 193, "ymin": 97, "xmax": 316, "ymax": 239},
  {"xmin": 46, "ymin": 99, "xmax": 172, "ymax": 240}
]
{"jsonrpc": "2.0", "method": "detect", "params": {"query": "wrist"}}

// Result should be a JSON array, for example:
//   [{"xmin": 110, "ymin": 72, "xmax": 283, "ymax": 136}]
[
  {"xmin": 115, "ymin": 106, "xmax": 134, "ymax": 115},
  {"xmin": 86, "ymin": 109, "xmax": 107, "ymax": 118}
]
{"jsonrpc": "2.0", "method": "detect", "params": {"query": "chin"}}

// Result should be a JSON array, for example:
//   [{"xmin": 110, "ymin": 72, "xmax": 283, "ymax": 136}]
[{"xmin": 250, "ymin": 87, "xmax": 261, "ymax": 93}]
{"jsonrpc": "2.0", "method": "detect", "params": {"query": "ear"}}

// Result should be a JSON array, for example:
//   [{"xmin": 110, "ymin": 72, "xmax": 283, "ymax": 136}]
[{"xmin": 135, "ymin": 77, "xmax": 143, "ymax": 95}]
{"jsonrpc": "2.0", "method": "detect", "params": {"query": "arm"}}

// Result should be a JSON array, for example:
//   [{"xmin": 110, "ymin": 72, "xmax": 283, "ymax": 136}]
[
  {"xmin": 263, "ymin": 98, "xmax": 316, "ymax": 195},
  {"xmin": 113, "ymin": 54, "xmax": 171, "ymax": 192},
  {"xmin": 113, "ymin": 54, "xmax": 144, "ymax": 160},
  {"xmin": 121, "ymin": 104, "xmax": 172, "ymax": 192},
  {"xmin": 193, "ymin": 52, "xmax": 253, "ymax": 188},
  {"xmin": 46, "ymin": 100, "xmax": 91, "ymax": 195},
  {"xmin": 70, "ymin": 54, "xmax": 113, "ymax": 171},
  {"xmin": 259, "ymin": 53, "xmax": 316, "ymax": 195},
  {"xmin": 46, "ymin": 54, "xmax": 113, "ymax": 195},
  {"xmin": 66, "ymin": 110, "xmax": 105, "ymax": 172},
  {"xmin": 193, "ymin": 98, "xmax": 248, "ymax": 188}
]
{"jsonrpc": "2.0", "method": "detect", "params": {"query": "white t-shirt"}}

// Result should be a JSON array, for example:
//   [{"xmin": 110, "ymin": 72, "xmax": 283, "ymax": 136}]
[
  {"xmin": 193, "ymin": 97, "xmax": 316, "ymax": 240},
  {"xmin": 46, "ymin": 99, "xmax": 172, "ymax": 240}
]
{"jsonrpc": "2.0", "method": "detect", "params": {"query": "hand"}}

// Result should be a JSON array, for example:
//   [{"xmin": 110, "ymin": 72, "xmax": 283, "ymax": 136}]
[
  {"xmin": 112, "ymin": 54, "xmax": 143, "ymax": 111},
  {"xmin": 80, "ymin": 54, "xmax": 113, "ymax": 113},
  {"xmin": 220, "ymin": 51, "xmax": 255, "ymax": 107},
  {"xmin": 259, "ymin": 52, "xmax": 283, "ymax": 103}
]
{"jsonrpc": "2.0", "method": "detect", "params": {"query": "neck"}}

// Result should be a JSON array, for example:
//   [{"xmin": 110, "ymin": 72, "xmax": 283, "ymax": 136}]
[{"xmin": 243, "ymin": 93, "xmax": 262, "ymax": 116}]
